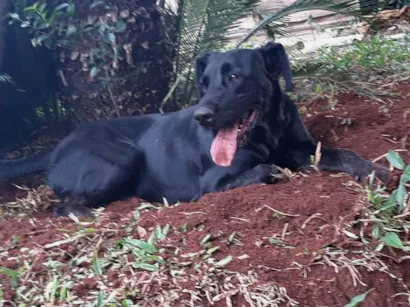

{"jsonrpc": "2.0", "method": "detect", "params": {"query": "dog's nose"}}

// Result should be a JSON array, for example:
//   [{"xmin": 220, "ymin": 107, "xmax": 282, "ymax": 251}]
[{"xmin": 194, "ymin": 107, "xmax": 214, "ymax": 125}]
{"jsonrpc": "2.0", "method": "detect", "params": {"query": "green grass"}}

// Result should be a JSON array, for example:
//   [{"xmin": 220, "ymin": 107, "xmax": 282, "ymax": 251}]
[
  {"xmin": 289, "ymin": 32, "xmax": 410, "ymax": 103},
  {"xmin": 317, "ymin": 34, "xmax": 410, "ymax": 74},
  {"xmin": 362, "ymin": 151, "xmax": 410, "ymax": 252}
]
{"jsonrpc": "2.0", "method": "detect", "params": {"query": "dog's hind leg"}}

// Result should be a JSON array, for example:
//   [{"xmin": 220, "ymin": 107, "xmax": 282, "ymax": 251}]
[
  {"xmin": 279, "ymin": 142, "xmax": 388, "ymax": 184},
  {"xmin": 279, "ymin": 101, "xmax": 389, "ymax": 183},
  {"xmin": 49, "ymin": 137, "xmax": 142, "ymax": 218},
  {"xmin": 50, "ymin": 157, "xmax": 138, "ymax": 217},
  {"xmin": 53, "ymin": 196, "xmax": 94, "ymax": 217},
  {"xmin": 313, "ymin": 146, "xmax": 389, "ymax": 183}
]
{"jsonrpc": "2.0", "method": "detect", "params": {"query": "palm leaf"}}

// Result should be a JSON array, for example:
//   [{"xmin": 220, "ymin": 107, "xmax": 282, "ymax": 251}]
[
  {"xmin": 0, "ymin": 74, "xmax": 13, "ymax": 83},
  {"xmin": 162, "ymin": 0, "xmax": 259, "ymax": 108},
  {"xmin": 237, "ymin": 0, "xmax": 383, "ymax": 47}
]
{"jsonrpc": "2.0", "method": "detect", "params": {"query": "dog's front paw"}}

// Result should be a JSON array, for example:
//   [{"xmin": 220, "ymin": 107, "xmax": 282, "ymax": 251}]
[
  {"xmin": 53, "ymin": 203, "xmax": 93, "ymax": 218},
  {"xmin": 254, "ymin": 164, "xmax": 280, "ymax": 184},
  {"xmin": 352, "ymin": 162, "xmax": 389, "ymax": 184}
]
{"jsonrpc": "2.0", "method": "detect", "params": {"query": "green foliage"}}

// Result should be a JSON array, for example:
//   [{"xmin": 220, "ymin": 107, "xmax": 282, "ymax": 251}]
[
  {"xmin": 0, "ymin": 74, "xmax": 13, "ymax": 83},
  {"xmin": 161, "ymin": 0, "xmax": 259, "ymax": 108},
  {"xmin": 318, "ymin": 35, "xmax": 410, "ymax": 74},
  {"xmin": 290, "ymin": 33, "xmax": 410, "ymax": 103},
  {"xmin": 344, "ymin": 289, "xmax": 374, "ymax": 307},
  {"xmin": 7, "ymin": 1, "xmax": 129, "ymax": 79},
  {"xmin": 7, "ymin": 2, "xmax": 76, "ymax": 48},
  {"xmin": 385, "ymin": 150, "xmax": 410, "ymax": 210},
  {"xmin": 158, "ymin": 0, "xmax": 277, "ymax": 107},
  {"xmin": 161, "ymin": 0, "xmax": 388, "ymax": 109},
  {"xmin": 364, "ymin": 151, "xmax": 410, "ymax": 252},
  {"xmin": 116, "ymin": 224, "xmax": 169, "ymax": 272},
  {"xmin": 0, "ymin": 267, "xmax": 21, "ymax": 288}
]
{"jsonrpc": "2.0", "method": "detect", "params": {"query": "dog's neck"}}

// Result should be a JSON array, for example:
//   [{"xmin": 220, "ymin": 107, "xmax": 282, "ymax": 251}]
[{"xmin": 248, "ymin": 83, "xmax": 288, "ymax": 157}]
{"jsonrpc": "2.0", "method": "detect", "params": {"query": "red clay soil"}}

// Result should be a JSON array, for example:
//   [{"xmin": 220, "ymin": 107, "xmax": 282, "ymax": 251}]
[{"xmin": 0, "ymin": 81, "xmax": 410, "ymax": 306}]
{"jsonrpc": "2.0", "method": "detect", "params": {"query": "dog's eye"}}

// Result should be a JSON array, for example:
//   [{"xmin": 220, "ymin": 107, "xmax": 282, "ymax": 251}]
[{"xmin": 228, "ymin": 73, "xmax": 239, "ymax": 81}]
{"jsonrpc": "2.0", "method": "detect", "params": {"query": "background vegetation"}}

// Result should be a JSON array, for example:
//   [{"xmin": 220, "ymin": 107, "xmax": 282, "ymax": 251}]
[{"xmin": 0, "ymin": 0, "xmax": 404, "ymax": 151}]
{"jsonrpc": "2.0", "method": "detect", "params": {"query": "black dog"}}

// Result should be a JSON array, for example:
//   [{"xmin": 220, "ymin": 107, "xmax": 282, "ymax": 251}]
[{"xmin": 0, "ymin": 42, "xmax": 388, "ymax": 217}]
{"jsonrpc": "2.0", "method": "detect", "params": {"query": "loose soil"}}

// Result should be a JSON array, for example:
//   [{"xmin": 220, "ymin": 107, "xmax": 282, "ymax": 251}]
[{"xmin": 0, "ymin": 82, "xmax": 410, "ymax": 306}]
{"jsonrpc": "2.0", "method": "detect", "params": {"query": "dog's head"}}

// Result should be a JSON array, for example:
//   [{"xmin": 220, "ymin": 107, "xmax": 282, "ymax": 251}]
[{"xmin": 193, "ymin": 41, "xmax": 293, "ymax": 167}]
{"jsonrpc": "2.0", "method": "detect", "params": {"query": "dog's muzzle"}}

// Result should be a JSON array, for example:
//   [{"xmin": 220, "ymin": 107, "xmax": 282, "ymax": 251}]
[{"xmin": 194, "ymin": 107, "xmax": 215, "ymax": 127}]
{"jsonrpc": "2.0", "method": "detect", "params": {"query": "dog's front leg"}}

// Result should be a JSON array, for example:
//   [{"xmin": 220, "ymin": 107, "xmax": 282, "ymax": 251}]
[
  {"xmin": 223, "ymin": 164, "xmax": 279, "ymax": 191},
  {"xmin": 315, "ymin": 147, "xmax": 389, "ymax": 183}
]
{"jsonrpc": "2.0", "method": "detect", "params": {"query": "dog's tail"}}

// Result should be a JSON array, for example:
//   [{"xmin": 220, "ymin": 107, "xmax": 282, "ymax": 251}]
[{"xmin": 0, "ymin": 150, "xmax": 52, "ymax": 181}]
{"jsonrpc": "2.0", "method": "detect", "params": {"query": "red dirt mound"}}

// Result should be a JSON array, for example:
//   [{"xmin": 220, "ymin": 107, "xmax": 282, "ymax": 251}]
[{"xmin": 0, "ymin": 81, "xmax": 409, "ymax": 306}]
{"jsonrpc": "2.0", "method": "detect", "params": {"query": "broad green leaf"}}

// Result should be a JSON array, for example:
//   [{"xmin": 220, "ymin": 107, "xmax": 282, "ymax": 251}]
[
  {"xmin": 21, "ymin": 21, "xmax": 30, "ymax": 28},
  {"xmin": 404, "ymin": 165, "xmax": 410, "ymax": 176},
  {"xmin": 344, "ymin": 288, "xmax": 374, "ymax": 307},
  {"xmin": 90, "ymin": 67, "xmax": 98, "ymax": 78},
  {"xmin": 371, "ymin": 224, "xmax": 380, "ymax": 240},
  {"xmin": 400, "ymin": 174, "xmax": 410, "ymax": 184},
  {"xmin": 121, "ymin": 238, "xmax": 158, "ymax": 253},
  {"xmin": 8, "ymin": 13, "xmax": 19, "ymax": 19},
  {"xmin": 382, "ymin": 189, "xmax": 397, "ymax": 211},
  {"xmin": 107, "ymin": 33, "xmax": 116, "ymax": 44},
  {"xmin": 122, "ymin": 299, "xmax": 134, "ymax": 307},
  {"xmin": 90, "ymin": 1, "xmax": 105, "ymax": 9},
  {"xmin": 386, "ymin": 150, "xmax": 405, "ymax": 170},
  {"xmin": 66, "ymin": 4, "xmax": 75, "ymax": 15},
  {"xmin": 36, "ymin": 34, "xmax": 51, "ymax": 44},
  {"xmin": 66, "ymin": 25, "xmax": 77, "ymax": 36},
  {"xmin": 55, "ymin": 3, "xmax": 70, "ymax": 11},
  {"xmin": 114, "ymin": 20, "xmax": 127, "ymax": 33},
  {"xmin": 381, "ymin": 232, "xmax": 410, "ymax": 251}
]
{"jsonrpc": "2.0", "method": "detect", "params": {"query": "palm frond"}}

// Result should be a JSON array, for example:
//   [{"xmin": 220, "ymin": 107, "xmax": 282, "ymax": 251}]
[
  {"xmin": 237, "ymin": 0, "xmax": 383, "ymax": 47},
  {"xmin": 177, "ymin": 0, "xmax": 258, "ymax": 75},
  {"xmin": 162, "ymin": 0, "xmax": 259, "ymax": 107},
  {"xmin": 0, "ymin": 74, "xmax": 13, "ymax": 83}
]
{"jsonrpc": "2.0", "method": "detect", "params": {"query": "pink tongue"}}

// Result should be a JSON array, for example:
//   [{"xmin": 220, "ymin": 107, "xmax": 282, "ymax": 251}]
[{"xmin": 210, "ymin": 123, "xmax": 238, "ymax": 167}]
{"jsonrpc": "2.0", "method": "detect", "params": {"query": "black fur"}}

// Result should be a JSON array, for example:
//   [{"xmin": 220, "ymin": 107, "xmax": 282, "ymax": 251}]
[{"xmin": 0, "ymin": 42, "xmax": 388, "ymax": 217}]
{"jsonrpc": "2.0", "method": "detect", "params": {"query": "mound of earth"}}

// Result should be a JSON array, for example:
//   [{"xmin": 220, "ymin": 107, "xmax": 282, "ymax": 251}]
[{"xmin": 0, "ymin": 81, "xmax": 409, "ymax": 306}]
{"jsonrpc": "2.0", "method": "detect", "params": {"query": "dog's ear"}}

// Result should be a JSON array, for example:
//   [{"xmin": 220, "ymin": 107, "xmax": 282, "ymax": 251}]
[
  {"xmin": 194, "ymin": 52, "xmax": 211, "ymax": 98},
  {"xmin": 257, "ymin": 41, "xmax": 293, "ymax": 92}
]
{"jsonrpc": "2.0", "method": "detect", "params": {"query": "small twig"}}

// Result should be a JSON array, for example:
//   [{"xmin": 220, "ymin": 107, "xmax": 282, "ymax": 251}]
[
  {"xmin": 105, "ymin": 68, "xmax": 121, "ymax": 117},
  {"xmin": 44, "ymin": 234, "xmax": 85, "ymax": 249},
  {"xmin": 314, "ymin": 141, "xmax": 322, "ymax": 168},
  {"xmin": 230, "ymin": 217, "xmax": 250, "ymax": 222},
  {"xmin": 281, "ymin": 223, "xmax": 289, "ymax": 240},
  {"xmin": 257, "ymin": 265, "xmax": 301, "ymax": 272},
  {"xmin": 58, "ymin": 69, "xmax": 68, "ymax": 87},
  {"xmin": 393, "ymin": 211, "xmax": 410, "ymax": 219},
  {"xmin": 179, "ymin": 211, "xmax": 207, "ymax": 216},
  {"xmin": 256, "ymin": 205, "xmax": 300, "ymax": 217},
  {"xmin": 301, "ymin": 213, "xmax": 323, "ymax": 229}
]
